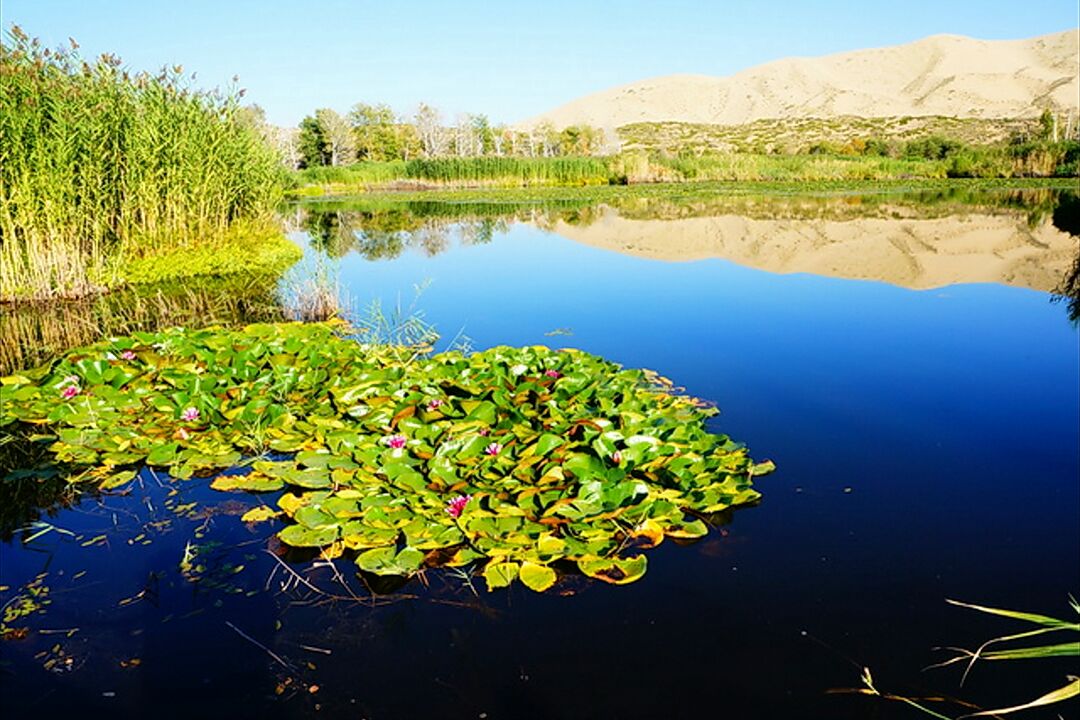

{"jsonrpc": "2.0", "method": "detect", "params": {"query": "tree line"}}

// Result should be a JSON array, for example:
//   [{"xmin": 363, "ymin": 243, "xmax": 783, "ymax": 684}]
[{"xmin": 270, "ymin": 103, "xmax": 608, "ymax": 169}]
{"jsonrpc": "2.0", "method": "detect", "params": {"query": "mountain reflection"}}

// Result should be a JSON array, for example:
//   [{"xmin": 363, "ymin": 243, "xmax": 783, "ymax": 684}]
[{"xmin": 295, "ymin": 188, "xmax": 1079, "ymax": 293}]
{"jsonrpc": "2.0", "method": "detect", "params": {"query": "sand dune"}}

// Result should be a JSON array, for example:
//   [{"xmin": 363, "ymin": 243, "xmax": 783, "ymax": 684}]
[
  {"xmin": 522, "ymin": 30, "xmax": 1079, "ymax": 131},
  {"xmin": 545, "ymin": 209, "xmax": 1077, "ymax": 292}
]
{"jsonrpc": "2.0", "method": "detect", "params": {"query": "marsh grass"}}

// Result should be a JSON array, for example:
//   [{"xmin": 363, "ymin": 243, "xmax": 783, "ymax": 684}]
[
  {"xmin": 293, "ymin": 156, "xmax": 613, "ymax": 194},
  {"xmin": 278, "ymin": 254, "xmax": 343, "ymax": 323},
  {"xmin": 289, "ymin": 156, "xmax": 1078, "ymax": 198},
  {"xmin": 0, "ymin": 27, "xmax": 286, "ymax": 302}
]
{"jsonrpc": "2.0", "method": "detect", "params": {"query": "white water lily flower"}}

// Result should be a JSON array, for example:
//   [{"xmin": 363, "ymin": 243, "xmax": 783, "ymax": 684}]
[{"xmin": 510, "ymin": 364, "xmax": 528, "ymax": 376}]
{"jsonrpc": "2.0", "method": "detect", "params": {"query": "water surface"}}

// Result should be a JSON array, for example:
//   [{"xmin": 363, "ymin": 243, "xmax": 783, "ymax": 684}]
[{"xmin": 2, "ymin": 187, "xmax": 1077, "ymax": 719}]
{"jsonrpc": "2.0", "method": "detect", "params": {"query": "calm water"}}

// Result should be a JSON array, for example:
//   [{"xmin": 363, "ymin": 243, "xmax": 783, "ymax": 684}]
[{"xmin": 2, "ymin": 188, "xmax": 1078, "ymax": 719}]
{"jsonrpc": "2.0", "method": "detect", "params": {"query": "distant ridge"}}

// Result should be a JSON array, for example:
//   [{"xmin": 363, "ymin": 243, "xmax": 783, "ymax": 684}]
[{"xmin": 520, "ymin": 30, "xmax": 1079, "ymax": 131}]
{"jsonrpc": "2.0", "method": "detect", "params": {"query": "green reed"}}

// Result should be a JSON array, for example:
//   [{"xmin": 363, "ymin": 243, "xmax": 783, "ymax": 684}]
[
  {"xmin": 403, "ymin": 156, "xmax": 612, "ymax": 186},
  {"xmin": 0, "ymin": 27, "xmax": 285, "ymax": 302}
]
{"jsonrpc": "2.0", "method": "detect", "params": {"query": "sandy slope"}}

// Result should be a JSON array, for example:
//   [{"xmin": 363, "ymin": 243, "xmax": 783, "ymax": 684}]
[
  {"xmin": 521, "ymin": 30, "xmax": 1079, "ymax": 131},
  {"xmin": 546, "ymin": 209, "xmax": 1077, "ymax": 292}
]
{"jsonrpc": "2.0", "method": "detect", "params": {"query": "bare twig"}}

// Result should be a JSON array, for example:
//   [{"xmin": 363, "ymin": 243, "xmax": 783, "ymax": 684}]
[{"xmin": 225, "ymin": 620, "xmax": 292, "ymax": 670}]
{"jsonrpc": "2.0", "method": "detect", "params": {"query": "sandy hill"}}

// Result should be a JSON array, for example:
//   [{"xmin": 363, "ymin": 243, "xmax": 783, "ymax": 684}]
[{"xmin": 521, "ymin": 30, "xmax": 1079, "ymax": 131}]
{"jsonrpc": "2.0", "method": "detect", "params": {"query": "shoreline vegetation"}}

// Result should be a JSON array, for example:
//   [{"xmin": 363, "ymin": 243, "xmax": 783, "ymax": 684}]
[
  {"xmin": 286, "ymin": 145, "xmax": 1080, "ymax": 198},
  {"xmin": 284, "ymin": 109, "xmax": 1078, "ymax": 197},
  {"xmin": 0, "ymin": 27, "xmax": 291, "ymax": 304},
  {"xmin": 2, "ymin": 25, "xmax": 1075, "ymax": 305}
]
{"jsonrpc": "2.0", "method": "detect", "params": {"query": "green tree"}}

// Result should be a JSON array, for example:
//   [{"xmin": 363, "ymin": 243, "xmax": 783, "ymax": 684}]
[
  {"xmin": 350, "ymin": 103, "xmax": 401, "ymax": 161},
  {"xmin": 297, "ymin": 115, "xmax": 329, "ymax": 168},
  {"xmin": 315, "ymin": 108, "xmax": 355, "ymax": 166}
]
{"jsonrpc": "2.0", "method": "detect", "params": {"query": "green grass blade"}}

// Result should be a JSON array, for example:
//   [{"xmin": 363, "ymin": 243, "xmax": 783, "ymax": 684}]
[
  {"xmin": 962, "ymin": 677, "xmax": 1079, "ymax": 717},
  {"xmin": 980, "ymin": 642, "xmax": 1080, "ymax": 661},
  {"xmin": 946, "ymin": 598, "xmax": 1079, "ymax": 629}
]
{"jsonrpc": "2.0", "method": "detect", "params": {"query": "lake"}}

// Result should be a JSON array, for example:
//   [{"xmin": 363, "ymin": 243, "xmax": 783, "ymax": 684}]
[{"xmin": 2, "ymin": 186, "xmax": 1077, "ymax": 719}]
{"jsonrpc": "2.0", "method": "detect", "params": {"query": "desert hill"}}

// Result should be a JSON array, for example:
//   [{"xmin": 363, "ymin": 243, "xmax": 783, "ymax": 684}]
[{"xmin": 521, "ymin": 30, "xmax": 1079, "ymax": 131}]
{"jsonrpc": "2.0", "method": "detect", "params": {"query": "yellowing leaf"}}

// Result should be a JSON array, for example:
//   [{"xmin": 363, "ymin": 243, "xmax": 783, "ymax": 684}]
[
  {"xmin": 519, "ymin": 562, "xmax": 556, "ymax": 592},
  {"xmin": 483, "ymin": 561, "xmax": 519, "ymax": 591},
  {"xmin": 240, "ymin": 506, "xmax": 281, "ymax": 523}
]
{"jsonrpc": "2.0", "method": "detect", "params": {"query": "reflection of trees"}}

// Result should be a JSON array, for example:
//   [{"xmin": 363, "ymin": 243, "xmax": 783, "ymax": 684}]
[
  {"xmin": 1050, "ymin": 193, "xmax": 1080, "ymax": 323},
  {"xmin": 299, "ymin": 206, "xmax": 509, "ymax": 261}
]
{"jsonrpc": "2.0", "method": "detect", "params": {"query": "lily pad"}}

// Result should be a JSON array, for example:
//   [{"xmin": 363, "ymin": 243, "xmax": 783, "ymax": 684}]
[
  {"xmin": 210, "ymin": 474, "xmax": 285, "ymax": 492},
  {"xmin": 0, "ymin": 322, "xmax": 774, "ymax": 593}
]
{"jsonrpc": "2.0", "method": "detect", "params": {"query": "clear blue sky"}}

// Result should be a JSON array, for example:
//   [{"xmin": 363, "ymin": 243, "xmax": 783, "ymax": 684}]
[{"xmin": 3, "ymin": 0, "xmax": 1077, "ymax": 126}]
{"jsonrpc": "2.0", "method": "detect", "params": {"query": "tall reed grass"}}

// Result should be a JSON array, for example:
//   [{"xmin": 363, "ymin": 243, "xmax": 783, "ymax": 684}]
[
  {"xmin": 404, "ymin": 157, "xmax": 611, "ymax": 186},
  {"xmin": 0, "ymin": 27, "xmax": 286, "ymax": 302}
]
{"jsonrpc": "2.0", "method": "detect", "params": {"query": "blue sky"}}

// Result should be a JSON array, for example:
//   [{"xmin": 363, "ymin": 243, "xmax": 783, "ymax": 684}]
[{"xmin": 4, "ymin": 0, "xmax": 1077, "ymax": 126}]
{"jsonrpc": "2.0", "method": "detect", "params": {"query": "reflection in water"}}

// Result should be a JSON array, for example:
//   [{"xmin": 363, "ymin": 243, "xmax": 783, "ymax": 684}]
[
  {"xmin": 298, "ymin": 206, "xmax": 509, "ymax": 260},
  {"xmin": 1050, "ymin": 193, "xmax": 1080, "ymax": 322},
  {"xmin": 293, "ymin": 188, "xmax": 1080, "ymax": 293},
  {"xmin": 0, "ymin": 436, "xmax": 80, "ymax": 541},
  {"xmin": 0, "ymin": 275, "xmax": 285, "ymax": 375},
  {"xmin": 1, "ymin": 186, "xmax": 1077, "ymax": 719}
]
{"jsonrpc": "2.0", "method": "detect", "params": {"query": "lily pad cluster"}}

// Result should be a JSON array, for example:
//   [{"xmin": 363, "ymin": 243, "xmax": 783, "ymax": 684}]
[{"xmin": 0, "ymin": 322, "xmax": 772, "ymax": 591}]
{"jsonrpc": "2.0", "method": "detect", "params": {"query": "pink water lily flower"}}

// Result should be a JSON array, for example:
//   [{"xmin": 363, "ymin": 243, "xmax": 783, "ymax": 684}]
[
  {"xmin": 484, "ymin": 442, "xmax": 502, "ymax": 456},
  {"xmin": 544, "ymin": 369, "xmax": 561, "ymax": 379},
  {"xmin": 446, "ymin": 494, "xmax": 471, "ymax": 518},
  {"xmin": 426, "ymin": 399, "xmax": 443, "ymax": 411},
  {"xmin": 180, "ymin": 407, "xmax": 200, "ymax": 422},
  {"xmin": 61, "ymin": 385, "xmax": 80, "ymax": 399},
  {"xmin": 383, "ymin": 434, "xmax": 407, "ymax": 449},
  {"xmin": 477, "ymin": 428, "xmax": 490, "ymax": 437},
  {"xmin": 120, "ymin": 350, "xmax": 137, "ymax": 361}
]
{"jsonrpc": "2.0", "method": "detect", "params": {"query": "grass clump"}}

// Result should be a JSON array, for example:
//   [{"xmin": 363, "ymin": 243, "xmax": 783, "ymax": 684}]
[
  {"xmin": 116, "ymin": 225, "xmax": 301, "ymax": 285},
  {"xmin": 0, "ymin": 26, "xmax": 288, "ymax": 302}
]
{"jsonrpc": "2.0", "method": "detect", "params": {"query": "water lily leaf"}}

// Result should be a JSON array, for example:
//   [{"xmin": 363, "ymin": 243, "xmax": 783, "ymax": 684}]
[
  {"xmin": 578, "ymin": 555, "xmax": 648, "ymax": 585},
  {"xmin": 356, "ymin": 545, "xmax": 424, "ymax": 575},
  {"xmin": 282, "ymin": 467, "xmax": 332, "ymax": 489},
  {"xmin": 519, "ymin": 561, "xmax": 556, "ymax": 592},
  {"xmin": 444, "ymin": 546, "xmax": 483, "ymax": 569},
  {"xmin": 664, "ymin": 518, "xmax": 709, "ymax": 539},
  {"xmin": 210, "ymin": 473, "xmax": 284, "ymax": 492},
  {"xmin": 483, "ymin": 561, "xmax": 519, "ymax": 591},
  {"xmin": 752, "ymin": 460, "xmax": 776, "ymax": 476},
  {"xmin": 536, "ymin": 534, "xmax": 567, "ymax": 558},
  {"xmin": 294, "ymin": 505, "xmax": 337, "ymax": 529},
  {"xmin": 534, "ymin": 433, "xmax": 564, "ymax": 456},
  {"xmin": 279, "ymin": 523, "xmax": 339, "ymax": 547},
  {"xmin": 146, "ymin": 442, "xmax": 179, "ymax": 466},
  {"xmin": 99, "ymin": 469, "xmax": 137, "ymax": 490},
  {"xmin": 240, "ymin": 506, "xmax": 281, "ymax": 523},
  {"xmin": 278, "ymin": 492, "xmax": 306, "ymax": 515},
  {"xmin": 563, "ymin": 452, "xmax": 605, "ymax": 480},
  {"xmin": 296, "ymin": 450, "xmax": 331, "ymax": 468},
  {"xmin": 629, "ymin": 519, "xmax": 666, "ymax": 548}
]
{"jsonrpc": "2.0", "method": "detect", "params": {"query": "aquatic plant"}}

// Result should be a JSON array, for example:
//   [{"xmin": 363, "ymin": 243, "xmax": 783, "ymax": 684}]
[
  {"xmin": 858, "ymin": 597, "xmax": 1080, "ymax": 718},
  {"xmin": 0, "ymin": 27, "xmax": 287, "ymax": 302},
  {"xmin": 0, "ymin": 322, "xmax": 771, "ymax": 591}
]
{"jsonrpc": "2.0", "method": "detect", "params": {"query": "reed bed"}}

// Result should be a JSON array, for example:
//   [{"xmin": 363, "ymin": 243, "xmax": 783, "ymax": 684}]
[
  {"xmin": 0, "ymin": 27, "xmax": 285, "ymax": 302},
  {"xmin": 404, "ymin": 157, "xmax": 612, "ymax": 186}
]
